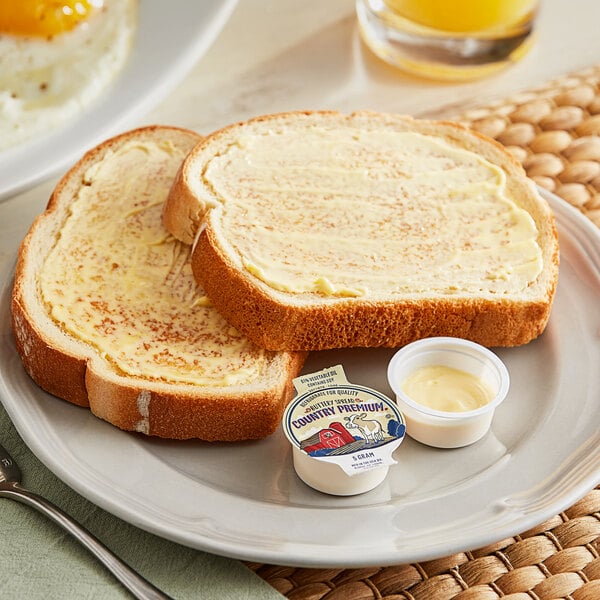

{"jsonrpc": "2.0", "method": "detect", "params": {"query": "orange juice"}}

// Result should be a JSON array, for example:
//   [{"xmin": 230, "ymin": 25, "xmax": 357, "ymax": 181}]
[
  {"xmin": 356, "ymin": 0, "xmax": 539, "ymax": 80},
  {"xmin": 384, "ymin": 0, "xmax": 537, "ymax": 33}
]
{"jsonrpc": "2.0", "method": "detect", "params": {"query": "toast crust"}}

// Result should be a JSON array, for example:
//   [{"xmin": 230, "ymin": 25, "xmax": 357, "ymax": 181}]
[
  {"xmin": 192, "ymin": 223, "xmax": 553, "ymax": 350},
  {"xmin": 11, "ymin": 126, "xmax": 306, "ymax": 440},
  {"xmin": 166, "ymin": 111, "xmax": 560, "ymax": 351}
]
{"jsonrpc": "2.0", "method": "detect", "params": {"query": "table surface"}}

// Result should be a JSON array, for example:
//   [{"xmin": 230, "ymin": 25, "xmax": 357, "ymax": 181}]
[
  {"xmin": 1, "ymin": 1, "xmax": 600, "ymax": 598},
  {"xmin": 3, "ymin": 0, "xmax": 600, "ymax": 267},
  {"xmin": 3, "ymin": 0, "xmax": 600, "ymax": 262}
]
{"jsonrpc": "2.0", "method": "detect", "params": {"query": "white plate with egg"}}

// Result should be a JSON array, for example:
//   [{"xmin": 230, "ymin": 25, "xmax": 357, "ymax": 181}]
[
  {"xmin": 0, "ymin": 0, "xmax": 237, "ymax": 201},
  {"xmin": 0, "ymin": 190, "xmax": 599, "ymax": 568}
]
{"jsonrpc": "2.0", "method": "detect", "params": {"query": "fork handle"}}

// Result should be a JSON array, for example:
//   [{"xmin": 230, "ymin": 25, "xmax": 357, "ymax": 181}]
[{"xmin": 1, "ymin": 484, "xmax": 173, "ymax": 600}]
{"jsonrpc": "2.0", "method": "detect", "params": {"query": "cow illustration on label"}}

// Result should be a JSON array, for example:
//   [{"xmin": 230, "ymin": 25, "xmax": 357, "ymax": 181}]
[{"xmin": 344, "ymin": 412, "xmax": 385, "ymax": 443}]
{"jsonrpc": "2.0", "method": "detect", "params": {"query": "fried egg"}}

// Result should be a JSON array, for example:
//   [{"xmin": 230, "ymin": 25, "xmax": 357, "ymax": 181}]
[{"xmin": 0, "ymin": 1, "xmax": 136, "ymax": 151}]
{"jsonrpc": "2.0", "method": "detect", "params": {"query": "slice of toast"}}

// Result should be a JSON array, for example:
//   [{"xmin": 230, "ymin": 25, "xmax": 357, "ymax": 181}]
[
  {"xmin": 163, "ymin": 111, "xmax": 560, "ymax": 351},
  {"xmin": 11, "ymin": 126, "xmax": 305, "ymax": 440}
]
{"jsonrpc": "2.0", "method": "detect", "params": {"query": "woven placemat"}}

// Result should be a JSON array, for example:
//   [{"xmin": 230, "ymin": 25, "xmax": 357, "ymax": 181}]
[
  {"xmin": 248, "ymin": 490, "xmax": 600, "ymax": 598},
  {"xmin": 456, "ymin": 64, "xmax": 600, "ymax": 227},
  {"xmin": 248, "ymin": 65, "xmax": 600, "ymax": 600}
]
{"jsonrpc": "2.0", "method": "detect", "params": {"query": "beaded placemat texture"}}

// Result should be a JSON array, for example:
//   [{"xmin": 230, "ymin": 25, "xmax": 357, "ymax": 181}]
[
  {"xmin": 248, "ymin": 489, "xmax": 600, "ymax": 599},
  {"xmin": 248, "ymin": 65, "xmax": 600, "ymax": 600},
  {"xmin": 456, "ymin": 64, "xmax": 600, "ymax": 228}
]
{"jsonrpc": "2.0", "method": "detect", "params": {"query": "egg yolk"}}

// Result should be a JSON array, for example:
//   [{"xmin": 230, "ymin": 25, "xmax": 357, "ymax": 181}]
[{"xmin": 0, "ymin": 1, "xmax": 103, "ymax": 37}]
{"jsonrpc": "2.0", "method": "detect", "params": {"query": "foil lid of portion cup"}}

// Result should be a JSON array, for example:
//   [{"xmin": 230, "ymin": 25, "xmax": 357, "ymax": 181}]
[{"xmin": 283, "ymin": 365, "xmax": 406, "ymax": 478}]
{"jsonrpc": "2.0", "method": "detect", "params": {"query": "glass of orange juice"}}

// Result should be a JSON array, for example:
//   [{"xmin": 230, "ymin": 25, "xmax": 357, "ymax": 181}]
[{"xmin": 356, "ymin": 0, "xmax": 539, "ymax": 80}]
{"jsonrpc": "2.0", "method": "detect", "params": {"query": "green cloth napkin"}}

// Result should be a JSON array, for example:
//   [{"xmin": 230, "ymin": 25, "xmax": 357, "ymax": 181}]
[{"xmin": 0, "ymin": 402, "xmax": 284, "ymax": 600}]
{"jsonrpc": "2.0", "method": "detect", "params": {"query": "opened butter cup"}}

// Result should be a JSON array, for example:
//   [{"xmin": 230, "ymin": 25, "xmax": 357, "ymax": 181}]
[
  {"xmin": 387, "ymin": 337, "xmax": 510, "ymax": 448},
  {"xmin": 283, "ymin": 365, "xmax": 406, "ymax": 496}
]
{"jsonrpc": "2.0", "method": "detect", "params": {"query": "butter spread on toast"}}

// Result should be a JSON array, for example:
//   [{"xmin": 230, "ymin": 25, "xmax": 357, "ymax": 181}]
[
  {"xmin": 203, "ymin": 128, "xmax": 543, "ymax": 297},
  {"xmin": 39, "ymin": 140, "xmax": 269, "ymax": 386}
]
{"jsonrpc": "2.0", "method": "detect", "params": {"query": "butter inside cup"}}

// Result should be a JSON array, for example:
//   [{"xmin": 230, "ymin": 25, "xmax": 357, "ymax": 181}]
[
  {"xmin": 387, "ymin": 337, "xmax": 510, "ymax": 448},
  {"xmin": 401, "ymin": 364, "xmax": 495, "ymax": 412}
]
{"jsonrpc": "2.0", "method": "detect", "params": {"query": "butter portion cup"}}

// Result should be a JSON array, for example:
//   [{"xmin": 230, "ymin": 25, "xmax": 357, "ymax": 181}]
[
  {"xmin": 387, "ymin": 337, "xmax": 510, "ymax": 448},
  {"xmin": 283, "ymin": 365, "xmax": 406, "ymax": 496}
]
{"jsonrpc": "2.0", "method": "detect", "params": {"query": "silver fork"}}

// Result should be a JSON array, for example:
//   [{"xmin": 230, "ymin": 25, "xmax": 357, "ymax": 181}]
[{"xmin": 0, "ymin": 441, "xmax": 173, "ymax": 600}]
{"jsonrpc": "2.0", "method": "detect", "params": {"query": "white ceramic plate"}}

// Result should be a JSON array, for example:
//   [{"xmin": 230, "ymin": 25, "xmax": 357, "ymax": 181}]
[
  {"xmin": 1, "ymin": 190, "xmax": 599, "ymax": 568},
  {"xmin": 0, "ymin": 0, "xmax": 237, "ymax": 202}
]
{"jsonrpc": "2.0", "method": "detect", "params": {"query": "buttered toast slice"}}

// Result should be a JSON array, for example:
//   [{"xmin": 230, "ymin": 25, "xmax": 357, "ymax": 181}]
[
  {"xmin": 164, "ymin": 111, "xmax": 560, "ymax": 352},
  {"xmin": 11, "ymin": 126, "xmax": 305, "ymax": 440}
]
